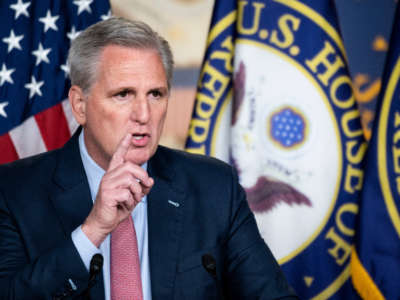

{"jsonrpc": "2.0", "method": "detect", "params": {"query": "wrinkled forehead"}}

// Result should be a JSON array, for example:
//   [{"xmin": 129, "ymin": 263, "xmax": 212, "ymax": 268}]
[
  {"xmin": 87, "ymin": 44, "xmax": 168, "ymax": 92},
  {"xmin": 89, "ymin": 45, "xmax": 168, "ymax": 90}
]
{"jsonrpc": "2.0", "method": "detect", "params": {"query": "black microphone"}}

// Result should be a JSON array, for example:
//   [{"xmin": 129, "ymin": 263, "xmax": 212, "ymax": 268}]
[
  {"xmin": 82, "ymin": 254, "xmax": 104, "ymax": 300},
  {"xmin": 202, "ymin": 254, "xmax": 225, "ymax": 300},
  {"xmin": 89, "ymin": 254, "xmax": 103, "ymax": 282}
]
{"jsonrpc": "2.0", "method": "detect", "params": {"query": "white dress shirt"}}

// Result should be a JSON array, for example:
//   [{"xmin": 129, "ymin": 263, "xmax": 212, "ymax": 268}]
[{"xmin": 71, "ymin": 131, "xmax": 152, "ymax": 300}]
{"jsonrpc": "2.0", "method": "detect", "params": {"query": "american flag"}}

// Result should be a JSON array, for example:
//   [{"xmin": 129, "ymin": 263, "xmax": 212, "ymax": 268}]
[{"xmin": 0, "ymin": 0, "xmax": 111, "ymax": 164}]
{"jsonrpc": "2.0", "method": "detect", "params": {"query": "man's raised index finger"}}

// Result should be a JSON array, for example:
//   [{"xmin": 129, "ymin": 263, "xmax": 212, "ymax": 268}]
[{"xmin": 108, "ymin": 133, "xmax": 131, "ymax": 171}]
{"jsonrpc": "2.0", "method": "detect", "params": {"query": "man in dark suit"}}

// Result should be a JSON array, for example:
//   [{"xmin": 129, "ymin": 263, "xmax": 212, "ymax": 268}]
[{"xmin": 0, "ymin": 17, "xmax": 298, "ymax": 300}]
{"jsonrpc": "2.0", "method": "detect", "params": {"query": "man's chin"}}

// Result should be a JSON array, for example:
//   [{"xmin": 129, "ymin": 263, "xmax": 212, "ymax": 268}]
[{"xmin": 125, "ymin": 150, "xmax": 151, "ymax": 166}]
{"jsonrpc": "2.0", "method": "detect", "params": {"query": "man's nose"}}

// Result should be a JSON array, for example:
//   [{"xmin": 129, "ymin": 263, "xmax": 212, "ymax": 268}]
[{"xmin": 130, "ymin": 97, "xmax": 150, "ymax": 124}]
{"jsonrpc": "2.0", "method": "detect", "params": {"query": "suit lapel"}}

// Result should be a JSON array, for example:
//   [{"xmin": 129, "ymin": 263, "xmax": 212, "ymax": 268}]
[
  {"xmin": 49, "ymin": 130, "xmax": 105, "ymax": 300},
  {"xmin": 148, "ymin": 147, "xmax": 185, "ymax": 300},
  {"xmin": 49, "ymin": 130, "xmax": 93, "ymax": 236}
]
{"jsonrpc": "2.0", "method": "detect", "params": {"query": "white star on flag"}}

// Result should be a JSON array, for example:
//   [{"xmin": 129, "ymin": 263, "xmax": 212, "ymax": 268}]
[
  {"xmin": 2, "ymin": 30, "xmax": 24, "ymax": 53},
  {"xmin": 101, "ymin": 10, "xmax": 112, "ymax": 20},
  {"xmin": 0, "ymin": 102, "xmax": 9, "ymax": 118},
  {"xmin": 60, "ymin": 62, "xmax": 70, "ymax": 77},
  {"xmin": 0, "ymin": 64, "xmax": 15, "ymax": 86},
  {"xmin": 32, "ymin": 43, "xmax": 51, "ymax": 66},
  {"xmin": 24, "ymin": 76, "xmax": 44, "ymax": 98},
  {"xmin": 73, "ymin": 0, "xmax": 93, "ymax": 15},
  {"xmin": 39, "ymin": 9, "xmax": 59, "ymax": 32},
  {"xmin": 67, "ymin": 26, "xmax": 81, "ymax": 41},
  {"xmin": 9, "ymin": 0, "xmax": 30, "ymax": 19}
]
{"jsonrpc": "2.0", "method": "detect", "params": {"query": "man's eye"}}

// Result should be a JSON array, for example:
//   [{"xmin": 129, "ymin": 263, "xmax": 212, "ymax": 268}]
[
  {"xmin": 149, "ymin": 90, "xmax": 163, "ymax": 99},
  {"xmin": 117, "ymin": 90, "xmax": 129, "ymax": 98},
  {"xmin": 114, "ymin": 90, "xmax": 132, "ymax": 100}
]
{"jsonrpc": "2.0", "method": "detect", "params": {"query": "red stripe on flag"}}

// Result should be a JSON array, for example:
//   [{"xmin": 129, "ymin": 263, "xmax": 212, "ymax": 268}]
[
  {"xmin": 35, "ymin": 103, "xmax": 71, "ymax": 151},
  {"xmin": 0, "ymin": 133, "xmax": 19, "ymax": 164}
]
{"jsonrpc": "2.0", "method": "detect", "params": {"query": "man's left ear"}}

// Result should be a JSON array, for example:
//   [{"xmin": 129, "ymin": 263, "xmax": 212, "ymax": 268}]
[{"xmin": 68, "ymin": 85, "xmax": 87, "ymax": 125}]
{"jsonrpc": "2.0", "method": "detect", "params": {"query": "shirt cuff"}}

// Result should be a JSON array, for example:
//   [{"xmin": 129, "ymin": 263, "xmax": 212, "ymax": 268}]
[{"xmin": 71, "ymin": 225, "xmax": 101, "ymax": 271}]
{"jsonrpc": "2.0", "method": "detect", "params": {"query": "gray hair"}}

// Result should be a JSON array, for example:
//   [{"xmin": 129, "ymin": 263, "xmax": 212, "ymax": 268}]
[{"xmin": 67, "ymin": 17, "xmax": 174, "ymax": 93}]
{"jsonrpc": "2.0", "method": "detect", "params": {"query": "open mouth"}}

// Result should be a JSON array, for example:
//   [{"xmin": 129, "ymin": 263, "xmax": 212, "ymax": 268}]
[
  {"xmin": 131, "ymin": 133, "xmax": 150, "ymax": 146},
  {"xmin": 132, "ymin": 134, "xmax": 146, "ymax": 140}
]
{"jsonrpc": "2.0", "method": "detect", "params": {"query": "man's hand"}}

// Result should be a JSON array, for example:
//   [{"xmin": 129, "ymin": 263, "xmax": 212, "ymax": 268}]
[{"xmin": 82, "ymin": 134, "xmax": 154, "ymax": 247}]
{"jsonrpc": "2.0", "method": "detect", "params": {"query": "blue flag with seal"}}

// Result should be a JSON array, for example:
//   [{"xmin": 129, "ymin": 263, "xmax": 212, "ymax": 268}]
[
  {"xmin": 186, "ymin": 0, "xmax": 366, "ymax": 298},
  {"xmin": 351, "ymin": 3, "xmax": 400, "ymax": 300}
]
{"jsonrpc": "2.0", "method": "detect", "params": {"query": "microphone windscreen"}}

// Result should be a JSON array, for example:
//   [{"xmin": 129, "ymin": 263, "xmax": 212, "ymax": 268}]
[
  {"xmin": 202, "ymin": 254, "xmax": 217, "ymax": 277},
  {"xmin": 90, "ymin": 253, "xmax": 104, "ymax": 274}
]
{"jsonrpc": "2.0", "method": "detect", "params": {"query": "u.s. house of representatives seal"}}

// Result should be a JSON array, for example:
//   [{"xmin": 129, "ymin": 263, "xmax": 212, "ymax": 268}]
[{"xmin": 186, "ymin": 1, "xmax": 366, "ymax": 298}]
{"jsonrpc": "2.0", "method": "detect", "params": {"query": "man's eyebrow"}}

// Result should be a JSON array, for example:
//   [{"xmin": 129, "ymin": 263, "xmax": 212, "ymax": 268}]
[
  {"xmin": 108, "ymin": 87, "xmax": 136, "ymax": 95},
  {"xmin": 148, "ymin": 86, "xmax": 168, "ymax": 92}
]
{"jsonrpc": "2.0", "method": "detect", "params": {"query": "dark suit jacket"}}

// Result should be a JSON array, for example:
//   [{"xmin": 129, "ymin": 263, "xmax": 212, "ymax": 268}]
[{"xmin": 0, "ymin": 132, "xmax": 298, "ymax": 300}]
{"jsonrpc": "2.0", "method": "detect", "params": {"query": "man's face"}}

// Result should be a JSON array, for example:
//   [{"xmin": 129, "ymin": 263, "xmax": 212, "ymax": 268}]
[{"xmin": 70, "ymin": 45, "xmax": 169, "ymax": 169}]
